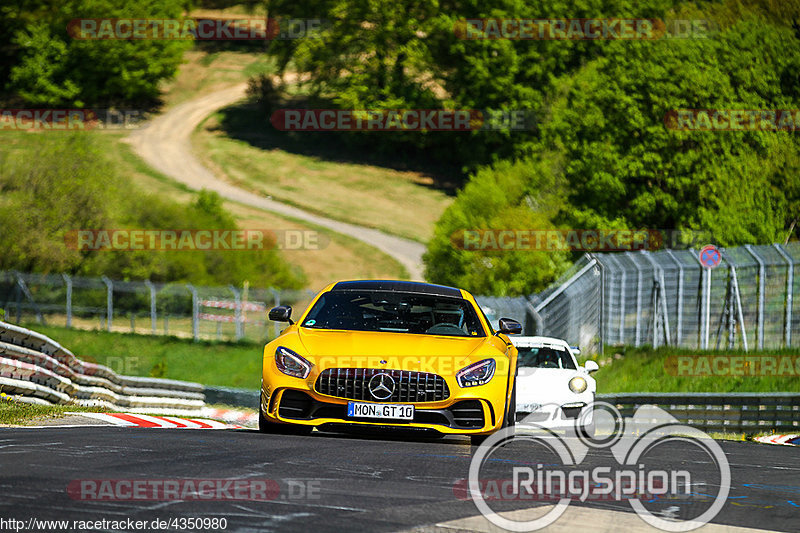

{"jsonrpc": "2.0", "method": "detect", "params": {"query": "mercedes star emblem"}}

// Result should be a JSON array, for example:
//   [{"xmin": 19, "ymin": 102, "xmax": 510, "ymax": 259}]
[{"xmin": 368, "ymin": 372, "xmax": 395, "ymax": 400}]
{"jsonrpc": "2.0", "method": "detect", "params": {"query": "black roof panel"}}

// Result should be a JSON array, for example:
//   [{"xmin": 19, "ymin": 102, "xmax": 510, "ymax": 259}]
[{"xmin": 331, "ymin": 280, "xmax": 463, "ymax": 298}]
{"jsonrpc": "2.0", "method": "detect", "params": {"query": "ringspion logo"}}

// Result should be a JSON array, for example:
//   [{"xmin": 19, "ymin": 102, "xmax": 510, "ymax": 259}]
[{"xmin": 468, "ymin": 403, "xmax": 730, "ymax": 531}]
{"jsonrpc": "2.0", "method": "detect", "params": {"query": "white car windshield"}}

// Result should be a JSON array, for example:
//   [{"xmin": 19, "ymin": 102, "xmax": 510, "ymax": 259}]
[{"xmin": 517, "ymin": 346, "xmax": 577, "ymax": 369}]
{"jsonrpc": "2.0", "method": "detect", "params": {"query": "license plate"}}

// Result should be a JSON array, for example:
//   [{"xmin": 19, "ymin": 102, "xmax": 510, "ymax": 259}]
[{"xmin": 347, "ymin": 402, "xmax": 414, "ymax": 420}]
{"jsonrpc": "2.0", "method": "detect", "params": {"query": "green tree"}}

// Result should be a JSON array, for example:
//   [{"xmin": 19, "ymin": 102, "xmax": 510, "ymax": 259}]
[
  {"xmin": 0, "ymin": 133, "xmax": 306, "ymax": 289},
  {"xmin": 427, "ymin": 14, "xmax": 800, "ymax": 295},
  {"xmin": 424, "ymin": 157, "xmax": 571, "ymax": 296},
  {"xmin": 3, "ymin": 0, "xmax": 190, "ymax": 106}
]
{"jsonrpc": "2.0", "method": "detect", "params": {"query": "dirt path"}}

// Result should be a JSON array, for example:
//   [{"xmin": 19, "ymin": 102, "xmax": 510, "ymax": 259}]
[{"xmin": 126, "ymin": 83, "xmax": 426, "ymax": 280}]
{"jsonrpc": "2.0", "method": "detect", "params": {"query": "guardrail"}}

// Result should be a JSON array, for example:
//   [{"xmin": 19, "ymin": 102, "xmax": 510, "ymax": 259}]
[
  {"xmin": 203, "ymin": 386, "xmax": 259, "ymax": 410},
  {"xmin": 0, "ymin": 320, "xmax": 205, "ymax": 413},
  {"xmin": 598, "ymin": 392, "xmax": 800, "ymax": 433}
]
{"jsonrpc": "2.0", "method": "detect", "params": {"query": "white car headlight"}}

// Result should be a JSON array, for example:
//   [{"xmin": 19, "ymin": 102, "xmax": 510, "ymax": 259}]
[
  {"xmin": 456, "ymin": 359, "xmax": 496, "ymax": 387},
  {"xmin": 569, "ymin": 376, "xmax": 587, "ymax": 394},
  {"xmin": 275, "ymin": 346, "xmax": 312, "ymax": 378}
]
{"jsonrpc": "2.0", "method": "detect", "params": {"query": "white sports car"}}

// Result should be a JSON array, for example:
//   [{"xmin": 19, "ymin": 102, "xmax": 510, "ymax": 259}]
[{"xmin": 511, "ymin": 336, "xmax": 599, "ymax": 436}]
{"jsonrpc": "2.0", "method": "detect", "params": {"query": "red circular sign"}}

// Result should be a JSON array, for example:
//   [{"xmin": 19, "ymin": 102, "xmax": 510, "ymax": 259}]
[{"xmin": 699, "ymin": 244, "xmax": 721, "ymax": 269}]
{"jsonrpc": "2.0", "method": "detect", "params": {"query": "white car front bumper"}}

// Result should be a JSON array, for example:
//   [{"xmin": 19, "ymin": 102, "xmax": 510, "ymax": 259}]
[{"xmin": 517, "ymin": 396, "xmax": 595, "ymax": 430}]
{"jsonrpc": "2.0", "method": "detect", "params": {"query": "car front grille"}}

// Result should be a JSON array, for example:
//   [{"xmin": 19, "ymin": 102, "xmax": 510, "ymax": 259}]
[{"xmin": 315, "ymin": 368, "xmax": 450, "ymax": 402}]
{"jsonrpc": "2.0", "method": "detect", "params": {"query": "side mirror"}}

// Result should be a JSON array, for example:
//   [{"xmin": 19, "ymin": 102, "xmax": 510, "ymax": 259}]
[
  {"xmin": 584, "ymin": 360, "xmax": 599, "ymax": 373},
  {"xmin": 268, "ymin": 305, "xmax": 294, "ymax": 324},
  {"xmin": 498, "ymin": 318, "xmax": 522, "ymax": 335}
]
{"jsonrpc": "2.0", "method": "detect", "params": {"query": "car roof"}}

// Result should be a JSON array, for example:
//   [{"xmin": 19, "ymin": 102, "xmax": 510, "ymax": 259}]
[
  {"xmin": 510, "ymin": 336, "xmax": 572, "ymax": 349},
  {"xmin": 330, "ymin": 280, "xmax": 463, "ymax": 298}
]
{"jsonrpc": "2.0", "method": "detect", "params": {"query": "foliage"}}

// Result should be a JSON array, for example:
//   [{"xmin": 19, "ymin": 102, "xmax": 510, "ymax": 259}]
[
  {"xmin": 0, "ymin": 133, "xmax": 306, "ymax": 288},
  {"xmin": 2, "ymin": 0, "xmax": 191, "ymax": 106},
  {"xmin": 427, "ymin": 10, "xmax": 800, "ymax": 294},
  {"xmin": 424, "ymin": 157, "xmax": 571, "ymax": 296}
]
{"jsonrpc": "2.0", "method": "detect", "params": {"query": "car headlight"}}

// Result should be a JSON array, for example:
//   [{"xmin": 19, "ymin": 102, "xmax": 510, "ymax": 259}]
[
  {"xmin": 456, "ymin": 359, "xmax": 495, "ymax": 388},
  {"xmin": 569, "ymin": 376, "xmax": 587, "ymax": 394},
  {"xmin": 275, "ymin": 346, "xmax": 312, "ymax": 378}
]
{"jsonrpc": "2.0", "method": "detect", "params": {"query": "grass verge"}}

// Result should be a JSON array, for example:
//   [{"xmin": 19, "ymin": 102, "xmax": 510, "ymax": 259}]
[
  {"xmin": 589, "ymin": 345, "xmax": 800, "ymax": 393},
  {"xmin": 194, "ymin": 104, "xmax": 454, "ymax": 243},
  {"xmin": 0, "ymin": 396, "xmax": 104, "ymax": 426},
  {"xmin": 24, "ymin": 323, "xmax": 263, "ymax": 389}
]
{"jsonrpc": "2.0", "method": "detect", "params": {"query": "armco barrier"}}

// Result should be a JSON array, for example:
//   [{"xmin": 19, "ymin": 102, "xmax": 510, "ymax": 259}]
[
  {"xmin": 203, "ymin": 386, "xmax": 259, "ymax": 409},
  {"xmin": 598, "ymin": 392, "xmax": 800, "ymax": 433},
  {"xmin": 0, "ymin": 320, "xmax": 205, "ymax": 411}
]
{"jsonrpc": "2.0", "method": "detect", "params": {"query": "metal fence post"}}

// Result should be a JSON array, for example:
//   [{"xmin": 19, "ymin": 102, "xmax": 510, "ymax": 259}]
[
  {"xmin": 665, "ymin": 250, "xmax": 683, "ymax": 345},
  {"xmin": 230, "ymin": 285, "xmax": 243, "ymax": 340},
  {"xmin": 595, "ymin": 255, "xmax": 605, "ymax": 355},
  {"xmin": 690, "ymin": 250, "xmax": 708, "ymax": 349},
  {"xmin": 773, "ymin": 243, "xmax": 793, "ymax": 347},
  {"xmin": 14, "ymin": 278, "xmax": 21, "ymax": 324},
  {"xmin": 144, "ymin": 280, "xmax": 157, "ymax": 335},
  {"xmin": 270, "ymin": 288, "xmax": 281, "ymax": 339},
  {"xmin": 101, "ymin": 276, "xmax": 113, "ymax": 332},
  {"xmin": 62, "ymin": 274, "xmax": 72, "ymax": 329},
  {"xmin": 616, "ymin": 258, "xmax": 626, "ymax": 344},
  {"xmin": 730, "ymin": 265, "xmax": 749, "ymax": 352},
  {"xmin": 13, "ymin": 271, "xmax": 44, "ymax": 324},
  {"xmin": 744, "ymin": 245, "xmax": 766, "ymax": 350},
  {"xmin": 524, "ymin": 300, "xmax": 544, "ymax": 336},
  {"xmin": 186, "ymin": 284, "xmax": 199, "ymax": 341},
  {"xmin": 625, "ymin": 253, "xmax": 643, "ymax": 347}
]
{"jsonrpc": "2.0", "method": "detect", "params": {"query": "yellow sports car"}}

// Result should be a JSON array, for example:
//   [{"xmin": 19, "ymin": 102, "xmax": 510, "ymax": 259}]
[{"xmin": 260, "ymin": 280, "xmax": 521, "ymax": 445}]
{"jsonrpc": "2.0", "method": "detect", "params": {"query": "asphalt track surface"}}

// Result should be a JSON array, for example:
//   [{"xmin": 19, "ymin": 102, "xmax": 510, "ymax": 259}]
[{"xmin": 0, "ymin": 426, "xmax": 797, "ymax": 532}]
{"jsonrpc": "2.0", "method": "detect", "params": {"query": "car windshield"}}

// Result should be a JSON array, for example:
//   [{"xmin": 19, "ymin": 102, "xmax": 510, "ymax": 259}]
[
  {"xmin": 517, "ymin": 346, "xmax": 576, "ymax": 369},
  {"xmin": 301, "ymin": 290, "xmax": 486, "ymax": 337}
]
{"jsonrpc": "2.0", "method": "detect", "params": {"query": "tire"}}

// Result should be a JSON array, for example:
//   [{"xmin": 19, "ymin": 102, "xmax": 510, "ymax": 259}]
[
  {"xmin": 258, "ymin": 408, "xmax": 276, "ymax": 433},
  {"xmin": 579, "ymin": 423, "xmax": 595, "ymax": 439},
  {"xmin": 470, "ymin": 434, "xmax": 489, "ymax": 446},
  {"xmin": 504, "ymin": 380, "xmax": 517, "ymax": 434}
]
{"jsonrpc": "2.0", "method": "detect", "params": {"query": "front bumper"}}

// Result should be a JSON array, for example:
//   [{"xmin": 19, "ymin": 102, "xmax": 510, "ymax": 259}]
[
  {"xmin": 261, "ymin": 386, "xmax": 504, "ymax": 435},
  {"xmin": 516, "ymin": 398, "xmax": 595, "ymax": 430}
]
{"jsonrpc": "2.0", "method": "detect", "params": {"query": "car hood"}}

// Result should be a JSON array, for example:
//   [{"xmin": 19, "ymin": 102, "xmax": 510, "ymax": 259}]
[{"xmin": 290, "ymin": 328, "xmax": 497, "ymax": 373}]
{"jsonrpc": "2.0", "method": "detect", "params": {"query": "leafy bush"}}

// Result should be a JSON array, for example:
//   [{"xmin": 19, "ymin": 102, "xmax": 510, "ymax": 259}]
[
  {"xmin": 0, "ymin": 133, "xmax": 306, "ymax": 289},
  {"xmin": 2, "ymin": 0, "xmax": 190, "ymax": 106}
]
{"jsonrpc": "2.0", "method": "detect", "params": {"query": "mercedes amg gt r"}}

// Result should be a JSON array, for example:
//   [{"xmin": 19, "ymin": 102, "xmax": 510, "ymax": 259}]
[{"xmin": 259, "ymin": 280, "xmax": 521, "ymax": 445}]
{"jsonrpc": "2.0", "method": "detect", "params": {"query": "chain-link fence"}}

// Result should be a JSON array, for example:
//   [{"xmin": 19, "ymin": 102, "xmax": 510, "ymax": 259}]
[
  {"xmin": 0, "ymin": 271, "xmax": 314, "ymax": 342},
  {"xmin": 478, "ymin": 243, "xmax": 800, "ymax": 355}
]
